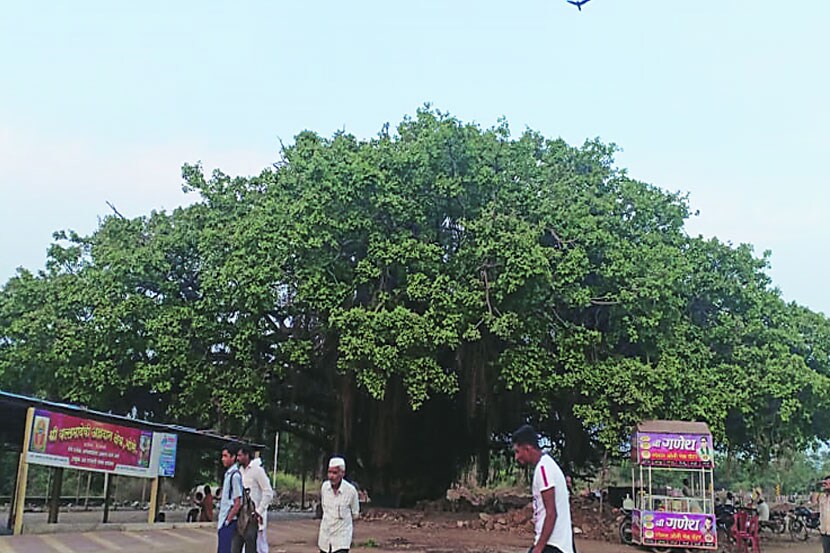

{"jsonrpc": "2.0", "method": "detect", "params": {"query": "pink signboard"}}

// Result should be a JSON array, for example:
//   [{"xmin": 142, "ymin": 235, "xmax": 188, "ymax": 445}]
[
  {"xmin": 634, "ymin": 432, "xmax": 714, "ymax": 468},
  {"xmin": 632, "ymin": 510, "xmax": 717, "ymax": 550},
  {"xmin": 27, "ymin": 409, "xmax": 159, "ymax": 478}
]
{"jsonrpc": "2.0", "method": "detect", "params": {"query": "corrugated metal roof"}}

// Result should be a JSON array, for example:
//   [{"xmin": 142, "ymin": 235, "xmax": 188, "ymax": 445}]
[{"xmin": 0, "ymin": 389, "xmax": 264, "ymax": 449}]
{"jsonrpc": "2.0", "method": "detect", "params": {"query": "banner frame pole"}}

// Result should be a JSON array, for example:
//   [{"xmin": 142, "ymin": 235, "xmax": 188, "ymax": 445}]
[{"xmin": 12, "ymin": 407, "xmax": 35, "ymax": 535}]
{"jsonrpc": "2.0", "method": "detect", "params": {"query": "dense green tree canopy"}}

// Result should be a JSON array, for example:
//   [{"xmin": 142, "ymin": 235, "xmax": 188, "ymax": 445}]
[{"xmin": 2, "ymin": 108, "xmax": 829, "ymax": 501}]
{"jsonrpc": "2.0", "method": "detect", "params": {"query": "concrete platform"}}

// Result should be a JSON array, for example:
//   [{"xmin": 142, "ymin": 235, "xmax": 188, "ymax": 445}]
[
  {"xmin": 22, "ymin": 520, "xmax": 215, "ymax": 535},
  {"xmin": 0, "ymin": 525, "xmax": 217, "ymax": 553},
  {"xmin": 0, "ymin": 512, "xmax": 314, "ymax": 552}
]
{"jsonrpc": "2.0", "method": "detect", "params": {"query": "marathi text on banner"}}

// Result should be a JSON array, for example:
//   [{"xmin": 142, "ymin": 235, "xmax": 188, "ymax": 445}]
[
  {"xmin": 634, "ymin": 431, "xmax": 714, "ymax": 468},
  {"xmin": 27, "ymin": 409, "xmax": 161, "ymax": 478},
  {"xmin": 632, "ymin": 510, "xmax": 717, "ymax": 550}
]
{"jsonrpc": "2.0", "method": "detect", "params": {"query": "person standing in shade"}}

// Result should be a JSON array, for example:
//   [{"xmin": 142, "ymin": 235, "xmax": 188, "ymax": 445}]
[
  {"xmin": 513, "ymin": 425, "xmax": 574, "ymax": 553},
  {"xmin": 318, "ymin": 457, "xmax": 360, "ymax": 553},
  {"xmin": 682, "ymin": 478, "xmax": 693, "ymax": 498},
  {"xmin": 819, "ymin": 476, "xmax": 830, "ymax": 553},
  {"xmin": 217, "ymin": 443, "xmax": 244, "ymax": 553},
  {"xmin": 238, "ymin": 445, "xmax": 275, "ymax": 553},
  {"xmin": 188, "ymin": 491, "xmax": 204, "ymax": 523},
  {"xmin": 201, "ymin": 485, "xmax": 215, "ymax": 522}
]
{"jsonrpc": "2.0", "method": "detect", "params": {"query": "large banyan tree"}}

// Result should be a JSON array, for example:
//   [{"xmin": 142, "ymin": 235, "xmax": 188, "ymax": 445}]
[{"xmin": 2, "ymin": 108, "xmax": 830, "ymax": 502}]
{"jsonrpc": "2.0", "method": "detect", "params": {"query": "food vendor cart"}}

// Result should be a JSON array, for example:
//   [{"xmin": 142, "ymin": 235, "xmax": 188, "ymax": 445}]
[{"xmin": 629, "ymin": 421, "xmax": 717, "ymax": 552}]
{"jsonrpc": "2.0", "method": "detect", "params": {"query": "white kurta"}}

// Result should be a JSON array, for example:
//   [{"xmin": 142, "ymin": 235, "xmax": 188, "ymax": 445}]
[
  {"xmin": 318, "ymin": 479, "xmax": 360, "ymax": 552},
  {"xmin": 240, "ymin": 458, "xmax": 275, "ymax": 529},
  {"xmin": 820, "ymin": 492, "xmax": 830, "ymax": 535}
]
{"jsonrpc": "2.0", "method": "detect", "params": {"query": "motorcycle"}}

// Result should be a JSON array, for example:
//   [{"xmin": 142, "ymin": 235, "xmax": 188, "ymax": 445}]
[
  {"xmin": 618, "ymin": 507, "xmax": 633, "ymax": 545},
  {"xmin": 759, "ymin": 510, "xmax": 787, "ymax": 534},
  {"xmin": 715, "ymin": 503, "xmax": 737, "ymax": 553},
  {"xmin": 790, "ymin": 505, "xmax": 819, "ymax": 541}
]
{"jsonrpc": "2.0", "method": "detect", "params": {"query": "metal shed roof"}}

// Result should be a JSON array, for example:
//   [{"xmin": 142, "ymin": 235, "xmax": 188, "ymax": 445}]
[{"xmin": 0, "ymin": 390, "xmax": 264, "ymax": 451}]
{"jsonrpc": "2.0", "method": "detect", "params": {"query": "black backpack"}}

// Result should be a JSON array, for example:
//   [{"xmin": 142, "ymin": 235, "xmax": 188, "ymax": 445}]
[{"xmin": 228, "ymin": 469, "xmax": 257, "ymax": 536}]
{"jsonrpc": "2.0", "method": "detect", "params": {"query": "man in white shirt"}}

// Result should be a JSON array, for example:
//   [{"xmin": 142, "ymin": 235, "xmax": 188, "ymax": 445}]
[
  {"xmin": 238, "ymin": 445, "xmax": 275, "ymax": 553},
  {"xmin": 318, "ymin": 457, "xmax": 360, "ymax": 553},
  {"xmin": 756, "ymin": 497, "xmax": 770, "ymax": 522},
  {"xmin": 819, "ymin": 475, "xmax": 830, "ymax": 553},
  {"xmin": 512, "ymin": 425, "xmax": 574, "ymax": 553}
]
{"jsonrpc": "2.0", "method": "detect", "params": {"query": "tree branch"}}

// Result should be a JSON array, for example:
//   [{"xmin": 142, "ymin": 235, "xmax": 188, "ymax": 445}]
[
  {"xmin": 105, "ymin": 201, "xmax": 127, "ymax": 220},
  {"xmin": 548, "ymin": 228, "xmax": 578, "ymax": 248},
  {"xmin": 481, "ymin": 269, "xmax": 501, "ymax": 316},
  {"xmin": 590, "ymin": 298, "xmax": 620, "ymax": 306}
]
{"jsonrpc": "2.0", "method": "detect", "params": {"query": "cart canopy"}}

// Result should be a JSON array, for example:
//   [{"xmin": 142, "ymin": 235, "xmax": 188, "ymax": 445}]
[
  {"xmin": 632, "ymin": 420, "xmax": 713, "ymax": 468},
  {"xmin": 635, "ymin": 420, "xmax": 711, "ymax": 435}
]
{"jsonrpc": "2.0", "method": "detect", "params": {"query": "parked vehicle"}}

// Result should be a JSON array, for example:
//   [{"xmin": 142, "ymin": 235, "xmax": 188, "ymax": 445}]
[
  {"xmin": 715, "ymin": 503, "xmax": 736, "ymax": 553},
  {"xmin": 790, "ymin": 505, "xmax": 819, "ymax": 541},
  {"xmin": 759, "ymin": 510, "xmax": 787, "ymax": 534},
  {"xmin": 619, "ymin": 507, "xmax": 634, "ymax": 545}
]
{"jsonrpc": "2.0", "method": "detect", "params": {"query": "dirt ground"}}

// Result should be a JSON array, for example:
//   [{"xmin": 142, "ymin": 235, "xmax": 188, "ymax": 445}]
[
  {"xmin": 314, "ymin": 515, "xmax": 820, "ymax": 553},
  {"xmin": 1, "ymin": 508, "xmax": 822, "ymax": 553}
]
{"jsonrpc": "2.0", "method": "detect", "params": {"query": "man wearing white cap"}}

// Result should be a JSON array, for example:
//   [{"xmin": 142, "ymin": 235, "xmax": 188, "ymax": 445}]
[{"xmin": 318, "ymin": 457, "xmax": 360, "ymax": 553}]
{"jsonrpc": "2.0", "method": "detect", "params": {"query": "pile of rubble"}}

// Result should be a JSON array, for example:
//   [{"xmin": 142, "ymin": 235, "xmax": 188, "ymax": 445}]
[
  {"xmin": 476, "ymin": 504, "xmax": 534, "ymax": 532},
  {"xmin": 443, "ymin": 486, "xmax": 530, "ymax": 513},
  {"xmin": 472, "ymin": 496, "xmax": 617, "ymax": 542},
  {"xmin": 362, "ymin": 509, "xmax": 448, "ymax": 530},
  {"xmin": 273, "ymin": 488, "xmax": 319, "ymax": 511},
  {"xmin": 364, "ymin": 490, "xmax": 620, "ymax": 543},
  {"xmin": 569, "ymin": 496, "xmax": 620, "ymax": 542}
]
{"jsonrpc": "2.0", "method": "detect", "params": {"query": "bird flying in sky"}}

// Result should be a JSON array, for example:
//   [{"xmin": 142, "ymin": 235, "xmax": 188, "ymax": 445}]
[{"xmin": 567, "ymin": 0, "xmax": 592, "ymax": 11}]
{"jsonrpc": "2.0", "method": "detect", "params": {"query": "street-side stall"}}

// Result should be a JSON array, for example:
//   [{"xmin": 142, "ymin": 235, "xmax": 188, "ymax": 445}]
[{"xmin": 629, "ymin": 420, "xmax": 717, "ymax": 553}]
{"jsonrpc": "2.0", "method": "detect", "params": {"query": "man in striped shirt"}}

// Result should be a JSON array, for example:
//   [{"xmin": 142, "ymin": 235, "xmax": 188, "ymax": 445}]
[{"xmin": 513, "ymin": 425, "xmax": 574, "ymax": 553}]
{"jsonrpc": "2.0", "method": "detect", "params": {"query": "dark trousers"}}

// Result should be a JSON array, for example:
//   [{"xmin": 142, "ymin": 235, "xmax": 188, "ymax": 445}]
[
  {"xmin": 234, "ymin": 520, "xmax": 258, "ymax": 553},
  {"xmin": 218, "ymin": 520, "xmax": 237, "ymax": 553},
  {"xmin": 528, "ymin": 546, "xmax": 565, "ymax": 553},
  {"xmin": 821, "ymin": 534, "xmax": 830, "ymax": 553},
  {"xmin": 218, "ymin": 520, "xmax": 258, "ymax": 553}
]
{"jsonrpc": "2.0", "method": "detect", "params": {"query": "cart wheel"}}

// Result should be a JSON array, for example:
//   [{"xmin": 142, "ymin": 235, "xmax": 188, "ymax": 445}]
[{"xmin": 651, "ymin": 547, "xmax": 678, "ymax": 553}]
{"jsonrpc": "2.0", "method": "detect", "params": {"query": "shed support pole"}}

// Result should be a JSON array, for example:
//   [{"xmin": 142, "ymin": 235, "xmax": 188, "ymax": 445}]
[
  {"xmin": 102, "ymin": 473, "xmax": 113, "ymax": 523},
  {"xmin": 47, "ymin": 467, "xmax": 64, "ymax": 523},
  {"xmin": 148, "ymin": 477, "xmax": 160, "ymax": 524},
  {"xmin": 12, "ymin": 407, "xmax": 35, "ymax": 535}
]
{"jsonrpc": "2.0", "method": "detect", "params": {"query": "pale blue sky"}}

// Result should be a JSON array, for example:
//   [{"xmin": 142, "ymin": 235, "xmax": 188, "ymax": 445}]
[{"xmin": 1, "ymin": 1, "xmax": 828, "ymax": 314}]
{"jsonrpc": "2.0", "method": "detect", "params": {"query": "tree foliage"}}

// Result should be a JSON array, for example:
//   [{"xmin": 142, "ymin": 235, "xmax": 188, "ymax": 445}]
[{"xmin": 2, "ymin": 108, "xmax": 829, "ymax": 501}]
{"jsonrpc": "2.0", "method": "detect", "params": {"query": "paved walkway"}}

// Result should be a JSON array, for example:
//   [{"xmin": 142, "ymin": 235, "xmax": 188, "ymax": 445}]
[
  {"xmin": 0, "ymin": 511, "xmax": 316, "ymax": 553},
  {"xmin": 0, "ymin": 515, "xmax": 322, "ymax": 553},
  {"xmin": 0, "ymin": 525, "xmax": 218, "ymax": 553}
]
